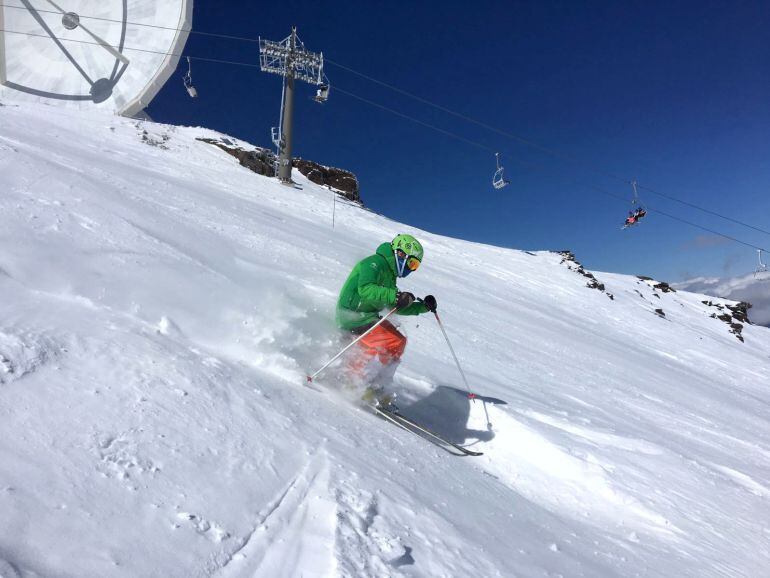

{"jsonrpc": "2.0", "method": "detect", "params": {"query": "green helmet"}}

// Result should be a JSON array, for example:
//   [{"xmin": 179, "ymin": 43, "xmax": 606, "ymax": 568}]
[{"xmin": 391, "ymin": 233, "xmax": 424, "ymax": 261}]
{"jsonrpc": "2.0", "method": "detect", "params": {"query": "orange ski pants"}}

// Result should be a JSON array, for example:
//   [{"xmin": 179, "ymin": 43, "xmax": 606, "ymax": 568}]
[{"xmin": 348, "ymin": 320, "xmax": 406, "ymax": 375}]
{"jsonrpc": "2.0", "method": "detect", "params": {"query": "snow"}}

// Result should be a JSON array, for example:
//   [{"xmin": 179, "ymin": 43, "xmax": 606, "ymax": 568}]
[{"xmin": 1, "ymin": 102, "xmax": 769, "ymax": 577}]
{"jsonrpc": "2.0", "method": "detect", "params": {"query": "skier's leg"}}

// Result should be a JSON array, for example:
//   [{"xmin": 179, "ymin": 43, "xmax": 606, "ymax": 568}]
[{"xmin": 356, "ymin": 321, "xmax": 406, "ymax": 405}]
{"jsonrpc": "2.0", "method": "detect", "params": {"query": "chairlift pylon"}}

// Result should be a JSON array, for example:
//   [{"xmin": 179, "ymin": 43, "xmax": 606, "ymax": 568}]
[
  {"xmin": 183, "ymin": 56, "xmax": 198, "ymax": 98},
  {"xmin": 492, "ymin": 152, "xmax": 510, "ymax": 189}
]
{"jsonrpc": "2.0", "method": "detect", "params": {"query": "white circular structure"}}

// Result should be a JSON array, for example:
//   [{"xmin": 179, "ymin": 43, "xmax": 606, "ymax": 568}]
[{"xmin": 0, "ymin": 0, "xmax": 193, "ymax": 117}]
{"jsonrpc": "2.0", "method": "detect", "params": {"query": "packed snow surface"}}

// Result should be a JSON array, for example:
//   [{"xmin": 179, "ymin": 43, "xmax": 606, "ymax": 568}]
[{"xmin": 1, "ymin": 103, "xmax": 769, "ymax": 577}]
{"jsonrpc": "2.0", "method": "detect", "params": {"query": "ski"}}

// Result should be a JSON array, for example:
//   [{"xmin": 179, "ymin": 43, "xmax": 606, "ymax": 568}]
[{"xmin": 371, "ymin": 405, "xmax": 484, "ymax": 457}]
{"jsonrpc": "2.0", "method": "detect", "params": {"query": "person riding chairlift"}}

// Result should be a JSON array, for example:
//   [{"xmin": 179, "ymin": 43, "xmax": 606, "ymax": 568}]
[{"xmin": 624, "ymin": 207, "xmax": 647, "ymax": 227}]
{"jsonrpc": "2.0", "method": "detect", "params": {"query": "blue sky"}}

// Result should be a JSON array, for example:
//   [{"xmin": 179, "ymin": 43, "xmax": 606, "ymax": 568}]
[{"xmin": 147, "ymin": 1, "xmax": 770, "ymax": 283}]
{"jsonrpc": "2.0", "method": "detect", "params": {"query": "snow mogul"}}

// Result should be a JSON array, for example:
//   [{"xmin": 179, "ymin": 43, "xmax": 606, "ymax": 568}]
[{"xmin": 335, "ymin": 234, "xmax": 437, "ymax": 406}]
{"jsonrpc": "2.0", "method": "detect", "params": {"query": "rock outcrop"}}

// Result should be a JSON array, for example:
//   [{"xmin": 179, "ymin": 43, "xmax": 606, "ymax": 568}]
[
  {"xmin": 196, "ymin": 138, "xmax": 362, "ymax": 204},
  {"xmin": 197, "ymin": 138, "xmax": 276, "ymax": 177},
  {"xmin": 292, "ymin": 158, "xmax": 360, "ymax": 203},
  {"xmin": 556, "ymin": 251, "xmax": 614, "ymax": 300},
  {"xmin": 702, "ymin": 300, "xmax": 752, "ymax": 342},
  {"xmin": 637, "ymin": 276, "xmax": 676, "ymax": 294}
]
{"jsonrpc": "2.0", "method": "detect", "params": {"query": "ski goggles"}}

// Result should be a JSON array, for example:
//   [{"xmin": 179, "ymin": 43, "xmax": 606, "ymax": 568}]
[{"xmin": 405, "ymin": 255, "xmax": 421, "ymax": 271}]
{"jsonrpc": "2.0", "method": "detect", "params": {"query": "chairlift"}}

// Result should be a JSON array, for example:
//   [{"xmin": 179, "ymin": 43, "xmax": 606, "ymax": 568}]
[
  {"xmin": 755, "ymin": 249, "xmax": 768, "ymax": 278},
  {"xmin": 314, "ymin": 83, "xmax": 330, "ymax": 103},
  {"xmin": 622, "ymin": 180, "xmax": 647, "ymax": 229},
  {"xmin": 183, "ymin": 56, "xmax": 198, "ymax": 98},
  {"xmin": 492, "ymin": 152, "xmax": 510, "ymax": 189}
]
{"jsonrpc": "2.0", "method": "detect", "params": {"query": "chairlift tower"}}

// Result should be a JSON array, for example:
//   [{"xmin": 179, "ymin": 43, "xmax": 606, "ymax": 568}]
[{"xmin": 259, "ymin": 27, "xmax": 328, "ymax": 184}]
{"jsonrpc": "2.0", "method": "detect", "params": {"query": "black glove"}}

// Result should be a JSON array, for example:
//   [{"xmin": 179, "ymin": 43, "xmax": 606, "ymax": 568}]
[
  {"xmin": 395, "ymin": 291, "xmax": 415, "ymax": 310},
  {"xmin": 423, "ymin": 294, "xmax": 437, "ymax": 312}
]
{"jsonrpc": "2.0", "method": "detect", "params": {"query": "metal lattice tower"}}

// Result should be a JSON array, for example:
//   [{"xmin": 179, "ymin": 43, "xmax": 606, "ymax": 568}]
[{"xmin": 259, "ymin": 27, "xmax": 328, "ymax": 183}]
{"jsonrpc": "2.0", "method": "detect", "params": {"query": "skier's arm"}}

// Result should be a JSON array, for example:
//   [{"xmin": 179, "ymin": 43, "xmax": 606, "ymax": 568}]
[
  {"xmin": 357, "ymin": 258, "xmax": 397, "ymax": 309},
  {"xmin": 396, "ymin": 301, "xmax": 429, "ymax": 316}
]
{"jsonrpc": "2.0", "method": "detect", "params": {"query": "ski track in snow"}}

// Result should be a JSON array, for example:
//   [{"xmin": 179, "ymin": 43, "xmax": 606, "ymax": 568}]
[
  {"xmin": 1, "ymin": 103, "xmax": 770, "ymax": 577},
  {"xmin": 215, "ymin": 449, "xmax": 337, "ymax": 578}
]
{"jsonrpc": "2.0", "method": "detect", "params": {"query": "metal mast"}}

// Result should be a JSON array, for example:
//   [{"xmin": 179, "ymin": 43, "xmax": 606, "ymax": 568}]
[{"xmin": 259, "ymin": 27, "xmax": 328, "ymax": 184}]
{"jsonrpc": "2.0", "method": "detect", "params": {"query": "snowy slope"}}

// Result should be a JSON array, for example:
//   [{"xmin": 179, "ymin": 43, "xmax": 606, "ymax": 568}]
[
  {"xmin": 675, "ymin": 273, "xmax": 770, "ymax": 327},
  {"xmin": 1, "ymin": 102, "xmax": 769, "ymax": 578}
]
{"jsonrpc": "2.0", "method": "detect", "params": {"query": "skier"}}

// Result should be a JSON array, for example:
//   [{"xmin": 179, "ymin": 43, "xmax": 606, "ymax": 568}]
[{"xmin": 335, "ymin": 234, "xmax": 437, "ymax": 406}]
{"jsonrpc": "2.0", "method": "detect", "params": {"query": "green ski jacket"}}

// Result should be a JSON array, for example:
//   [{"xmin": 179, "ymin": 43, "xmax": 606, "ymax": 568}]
[{"xmin": 336, "ymin": 242, "xmax": 428, "ymax": 330}]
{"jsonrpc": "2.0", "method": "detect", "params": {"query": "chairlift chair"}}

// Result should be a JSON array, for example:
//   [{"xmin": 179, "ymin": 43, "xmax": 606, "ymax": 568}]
[
  {"xmin": 314, "ymin": 83, "xmax": 330, "ymax": 103},
  {"xmin": 183, "ymin": 56, "xmax": 198, "ymax": 98},
  {"xmin": 755, "ymin": 249, "xmax": 768, "ymax": 278},
  {"xmin": 492, "ymin": 152, "xmax": 510, "ymax": 189},
  {"xmin": 622, "ymin": 180, "xmax": 647, "ymax": 229}
]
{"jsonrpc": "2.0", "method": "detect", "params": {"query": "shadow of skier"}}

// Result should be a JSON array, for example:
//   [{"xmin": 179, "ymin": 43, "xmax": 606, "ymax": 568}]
[{"xmin": 400, "ymin": 385, "xmax": 506, "ymax": 445}]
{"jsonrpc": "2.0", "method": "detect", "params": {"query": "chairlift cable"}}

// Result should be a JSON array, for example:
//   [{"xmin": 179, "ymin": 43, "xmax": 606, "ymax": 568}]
[
  {"xmin": 3, "ymin": 3, "xmax": 768, "ymax": 232},
  {"xmin": 0, "ymin": 3, "xmax": 261, "ymax": 43},
  {"xmin": 335, "ymin": 87, "xmax": 770, "ymax": 251},
  {"xmin": 576, "ymin": 181, "xmax": 770, "ymax": 253},
  {"xmin": 2, "ymin": 23, "xmax": 768, "ymax": 255},
  {"xmin": 634, "ymin": 182, "xmax": 770, "ymax": 237},
  {"xmin": 5, "ymin": 2, "xmax": 767, "ymax": 235},
  {"xmin": 323, "ymin": 61, "xmax": 770, "ymax": 239},
  {"xmin": 333, "ymin": 86, "xmax": 495, "ymax": 153},
  {"xmin": 0, "ymin": 28, "xmax": 263, "ymax": 68}
]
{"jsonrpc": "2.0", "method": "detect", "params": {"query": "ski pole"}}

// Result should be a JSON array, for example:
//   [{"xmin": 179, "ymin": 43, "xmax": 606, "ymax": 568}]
[
  {"xmin": 431, "ymin": 310, "xmax": 476, "ymax": 400},
  {"xmin": 432, "ymin": 309, "xmax": 493, "ymax": 430},
  {"xmin": 307, "ymin": 307, "xmax": 399, "ymax": 383}
]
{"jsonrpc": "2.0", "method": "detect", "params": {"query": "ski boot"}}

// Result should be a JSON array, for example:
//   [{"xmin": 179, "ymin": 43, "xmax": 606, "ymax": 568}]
[
  {"xmin": 376, "ymin": 392, "xmax": 398, "ymax": 410},
  {"xmin": 362, "ymin": 386, "xmax": 398, "ymax": 410}
]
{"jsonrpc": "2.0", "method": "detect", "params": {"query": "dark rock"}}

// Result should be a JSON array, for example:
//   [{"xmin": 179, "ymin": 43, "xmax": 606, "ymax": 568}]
[
  {"xmin": 141, "ymin": 129, "xmax": 170, "ymax": 149},
  {"xmin": 557, "ymin": 250, "xmax": 577, "ymax": 264},
  {"xmin": 196, "ymin": 138, "xmax": 275, "ymax": 177},
  {"xmin": 703, "ymin": 298, "xmax": 750, "ymax": 342},
  {"xmin": 654, "ymin": 308, "xmax": 665, "ymax": 318},
  {"xmin": 653, "ymin": 281, "xmax": 676, "ymax": 293},
  {"xmin": 196, "ymin": 139, "xmax": 363, "ymax": 204},
  {"xmin": 638, "ymin": 276, "xmax": 676, "ymax": 293},
  {"xmin": 293, "ymin": 158, "xmax": 361, "ymax": 203},
  {"xmin": 726, "ymin": 302, "xmax": 752, "ymax": 324},
  {"xmin": 554, "ymin": 250, "xmax": 613, "ymax": 300}
]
